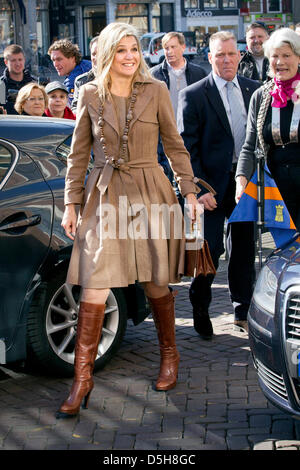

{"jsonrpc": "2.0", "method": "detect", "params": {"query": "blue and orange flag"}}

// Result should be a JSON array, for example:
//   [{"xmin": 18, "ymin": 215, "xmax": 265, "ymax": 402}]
[{"xmin": 229, "ymin": 165, "xmax": 298, "ymax": 248}]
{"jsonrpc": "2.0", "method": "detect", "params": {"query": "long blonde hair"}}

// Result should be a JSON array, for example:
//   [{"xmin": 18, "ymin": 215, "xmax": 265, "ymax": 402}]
[{"xmin": 95, "ymin": 22, "xmax": 151, "ymax": 102}]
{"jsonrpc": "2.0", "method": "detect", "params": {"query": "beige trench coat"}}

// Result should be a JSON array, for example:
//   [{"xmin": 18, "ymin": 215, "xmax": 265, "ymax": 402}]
[{"xmin": 65, "ymin": 76, "xmax": 200, "ymax": 288}]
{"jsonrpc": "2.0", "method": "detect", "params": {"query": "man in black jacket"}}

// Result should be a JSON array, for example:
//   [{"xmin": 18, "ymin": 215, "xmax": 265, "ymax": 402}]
[
  {"xmin": 238, "ymin": 22, "xmax": 269, "ymax": 83},
  {"xmin": 151, "ymin": 32, "xmax": 206, "ymax": 183},
  {"xmin": 0, "ymin": 44, "xmax": 36, "ymax": 114}
]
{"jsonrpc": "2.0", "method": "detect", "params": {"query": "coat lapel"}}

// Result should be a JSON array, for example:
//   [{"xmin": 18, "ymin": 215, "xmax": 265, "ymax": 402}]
[
  {"xmin": 129, "ymin": 81, "xmax": 153, "ymax": 129},
  {"xmin": 205, "ymin": 73, "xmax": 232, "ymax": 137},
  {"xmin": 86, "ymin": 82, "xmax": 119, "ymax": 136},
  {"xmin": 102, "ymin": 98, "xmax": 119, "ymax": 136}
]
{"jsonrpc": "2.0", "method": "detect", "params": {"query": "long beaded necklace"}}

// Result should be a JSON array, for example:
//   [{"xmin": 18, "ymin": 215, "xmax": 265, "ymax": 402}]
[{"xmin": 98, "ymin": 84, "xmax": 139, "ymax": 169}]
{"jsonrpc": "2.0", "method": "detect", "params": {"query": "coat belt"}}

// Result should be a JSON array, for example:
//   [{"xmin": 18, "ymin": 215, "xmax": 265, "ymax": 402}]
[{"xmin": 95, "ymin": 160, "xmax": 160, "ymax": 196}]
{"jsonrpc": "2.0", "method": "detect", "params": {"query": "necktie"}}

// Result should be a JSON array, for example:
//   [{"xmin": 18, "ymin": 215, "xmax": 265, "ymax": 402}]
[{"xmin": 226, "ymin": 81, "xmax": 246, "ymax": 162}]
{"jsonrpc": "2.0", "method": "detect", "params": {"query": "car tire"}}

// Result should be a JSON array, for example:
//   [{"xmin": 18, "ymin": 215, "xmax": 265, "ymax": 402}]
[{"xmin": 26, "ymin": 269, "xmax": 127, "ymax": 377}]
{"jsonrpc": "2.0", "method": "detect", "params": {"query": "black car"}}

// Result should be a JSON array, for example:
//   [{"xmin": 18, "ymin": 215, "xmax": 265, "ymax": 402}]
[
  {"xmin": 249, "ymin": 234, "xmax": 300, "ymax": 418},
  {"xmin": 0, "ymin": 115, "xmax": 150, "ymax": 376}
]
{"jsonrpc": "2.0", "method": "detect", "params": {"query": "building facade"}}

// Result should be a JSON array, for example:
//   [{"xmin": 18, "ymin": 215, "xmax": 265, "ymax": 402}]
[
  {"xmin": 1, "ymin": 0, "xmax": 297, "ymax": 65},
  {"xmin": 239, "ymin": 0, "xmax": 293, "ymax": 35}
]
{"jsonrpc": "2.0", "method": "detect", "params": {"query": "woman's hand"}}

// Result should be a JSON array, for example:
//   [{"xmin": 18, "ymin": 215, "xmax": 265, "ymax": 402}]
[
  {"xmin": 61, "ymin": 204, "xmax": 77, "ymax": 240},
  {"xmin": 235, "ymin": 176, "xmax": 248, "ymax": 204},
  {"xmin": 185, "ymin": 193, "xmax": 204, "ymax": 221}
]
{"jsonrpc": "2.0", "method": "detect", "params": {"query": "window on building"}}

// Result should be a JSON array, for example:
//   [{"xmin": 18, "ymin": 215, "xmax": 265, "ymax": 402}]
[
  {"xmin": 223, "ymin": 0, "xmax": 236, "ymax": 7},
  {"xmin": 188, "ymin": 26, "xmax": 206, "ymax": 48},
  {"xmin": 220, "ymin": 24, "xmax": 238, "ymax": 36},
  {"xmin": 249, "ymin": 0, "xmax": 263, "ymax": 13},
  {"xmin": 36, "ymin": 3, "xmax": 50, "ymax": 56},
  {"xmin": 204, "ymin": 0, "xmax": 218, "ymax": 8},
  {"xmin": 152, "ymin": 2, "xmax": 160, "ymax": 32},
  {"xmin": 160, "ymin": 4, "xmax": 174, "ymax": 32},
  {"xmin": 115, "ymin": 3, "xmax": 149, "ymax": 36},
  {"xmin": 208, "ymin": 26, "xmax": 218, "ymax": 34},
  {"xmin": 268, "ymin": 0, "xmax": 281, "ymax": 12},
  {"xmin": 0, "ymin": 0, "xmax": 15, "ymax": 57},
  {"xmin": 184, "ymin": 0, "xmax": 199, "ymax": 8},
  {"xmin": 49, "ymin": 1, "xmax": 76, "ymax": 46},
  {"xmin": 83, "ymin": 6, "xmax": 106, "ymax": 56}
]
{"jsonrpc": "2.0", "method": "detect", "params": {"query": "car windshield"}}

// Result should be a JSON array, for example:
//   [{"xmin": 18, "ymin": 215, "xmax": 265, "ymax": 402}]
[{"xmin": 140, "ymin": 37, "xmax": 151, "ymax": 52}]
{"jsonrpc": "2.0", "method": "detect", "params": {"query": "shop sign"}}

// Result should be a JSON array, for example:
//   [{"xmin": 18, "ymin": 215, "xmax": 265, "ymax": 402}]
[
  {"xmin": 255, "ymin": 14, "xmax": 282, "ymax": 23},
  {"xmin": 186, "ymin": 9, "xmax": 214, "ymax": 17}
]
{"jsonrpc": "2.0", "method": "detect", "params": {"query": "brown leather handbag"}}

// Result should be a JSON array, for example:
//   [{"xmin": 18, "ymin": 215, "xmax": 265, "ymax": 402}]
[
  {"xmin": 184, "ymin": 177, "xmax": 217, "ymax": 278},
  {"xmin": 185, "ymin": 239, "xmax": 216, "ymax": 278}
]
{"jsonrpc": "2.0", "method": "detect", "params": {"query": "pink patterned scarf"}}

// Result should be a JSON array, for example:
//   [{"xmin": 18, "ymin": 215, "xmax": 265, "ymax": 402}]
[{"xmin": 270, "ymin": 72, "xmax": 300, "ymax": 108}]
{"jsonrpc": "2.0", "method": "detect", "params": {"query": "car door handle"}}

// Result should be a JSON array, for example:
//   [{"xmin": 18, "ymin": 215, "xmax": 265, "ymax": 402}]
[{"xmin": 0, "ymin": 214, "xmax": 41, "ymax": 231}]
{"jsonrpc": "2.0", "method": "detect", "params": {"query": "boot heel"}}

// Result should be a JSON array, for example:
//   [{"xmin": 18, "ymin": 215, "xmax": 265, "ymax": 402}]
[{"xmin": 82, "ymin": 390, "xmax": 92, "ymax": 409}]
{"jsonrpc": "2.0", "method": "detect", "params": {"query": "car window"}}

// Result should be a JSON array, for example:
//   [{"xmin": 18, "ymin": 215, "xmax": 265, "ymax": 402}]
[
  {"xmin": 0, "ymin": 143, "xmax": 14, "ymax": 185},
  {"xmin": 56, "ymin": 135, "xmax": 72, "ymax": 164},
  {"xmin": 56, "ymin": 135, "xmax": 93, "ymax": 172}
]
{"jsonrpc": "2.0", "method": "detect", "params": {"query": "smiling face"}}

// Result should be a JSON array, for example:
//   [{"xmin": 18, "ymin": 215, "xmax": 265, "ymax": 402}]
[
  {"xmin": 208, "ymin": 38, "xmax": 240, "ymax": 82},
  {"xmin": 269, "ymin": 44, "xmax": 300, "ymax": 81},
  {"xmin": 22, "ymin": 88, "xmax": 45, "ymax": 116},
  {"xmin": 110, "ymin": 36, "xmax": 140, "ymax": 81},
  {"xmin": 246, "ymin": 27, "xmax": 269, "ymax": 57}
]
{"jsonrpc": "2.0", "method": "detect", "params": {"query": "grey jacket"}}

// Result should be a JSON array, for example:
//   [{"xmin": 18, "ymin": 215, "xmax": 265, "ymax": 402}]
[{"xmin": 236, "ymin": 80, "xmax": 274, "ymax": 181}]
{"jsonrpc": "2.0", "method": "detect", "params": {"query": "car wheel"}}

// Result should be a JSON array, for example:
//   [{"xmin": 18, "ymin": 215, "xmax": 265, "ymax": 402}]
[{"xmin": 26, "ymin": 270, "xmax": 127, "ymax": 377}]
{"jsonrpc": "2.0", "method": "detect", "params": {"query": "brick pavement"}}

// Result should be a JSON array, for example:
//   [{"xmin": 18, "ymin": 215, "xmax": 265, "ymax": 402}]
[{"xmin": 1, "ymin": 242, "xmax": 300, "ymax": 451}]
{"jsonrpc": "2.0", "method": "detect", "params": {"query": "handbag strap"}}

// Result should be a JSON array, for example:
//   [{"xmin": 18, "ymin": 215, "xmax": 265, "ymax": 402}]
[{"xmin": 194, "ymin": 177, "xmax": 217, "ymax": 196}]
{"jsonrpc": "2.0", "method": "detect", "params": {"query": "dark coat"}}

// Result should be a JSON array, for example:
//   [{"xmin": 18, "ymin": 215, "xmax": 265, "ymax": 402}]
[
  {"xmin": 238, "ymin": 51, "xmax": 269, "ymax": 83},
  {"xmin": 151, "ymin": 59, "xmax": 207, "ymax": 180},
  {"xmin": 0, "ymin": 68, "xmax": 36, "ymax": 114},
  {"xmin": 71, "ymin": 68, "xmax": 95, "ymax": 112},
  {"xmin": 151, "ymin": 59, "xmax": 207, "ymax": 88},
  {"xmin": 177, "ymin": 72, "xmax": 260, "ymax": 204}
]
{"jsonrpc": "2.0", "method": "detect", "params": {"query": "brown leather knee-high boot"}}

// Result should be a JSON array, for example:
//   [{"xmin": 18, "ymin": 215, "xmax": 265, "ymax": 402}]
[
  {"xmin": 56, "ymin": 301, "xmax": 105, "ymax": 419},
  {"xmin": 148, "ymin": 291, "xmax": 180, "ymax": 391}
]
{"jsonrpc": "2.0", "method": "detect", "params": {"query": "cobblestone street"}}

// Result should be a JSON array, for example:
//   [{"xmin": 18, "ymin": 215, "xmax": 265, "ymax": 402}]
[{"xmin": 1, "ymin": 236, "xmax": 300, "ymax": 452}]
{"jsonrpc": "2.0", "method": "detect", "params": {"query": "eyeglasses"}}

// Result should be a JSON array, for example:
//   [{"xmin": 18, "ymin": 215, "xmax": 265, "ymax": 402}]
[{"xmin": 26, "ymin": 97, "xmax": 45, "ymax": 102}]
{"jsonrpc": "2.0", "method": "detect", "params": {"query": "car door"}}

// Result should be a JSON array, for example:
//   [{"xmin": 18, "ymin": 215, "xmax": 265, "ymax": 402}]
[{"xmin": 0, "ymin": 140, "xmax": 53, "ymax": 362}]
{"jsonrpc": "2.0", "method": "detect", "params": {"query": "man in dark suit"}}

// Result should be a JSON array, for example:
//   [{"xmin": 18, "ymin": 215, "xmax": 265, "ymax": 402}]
[
  {"xmin": 178, "ymin": 31, "xmax": 260, "ymax": 338},
  {"xmin": 151, "ymin": 32, "xmax": 206, "ymax": 183}
]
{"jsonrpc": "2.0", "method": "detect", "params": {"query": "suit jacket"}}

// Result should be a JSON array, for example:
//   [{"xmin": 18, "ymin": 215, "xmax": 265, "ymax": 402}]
[
  {"xmin": 151, "ymin": 59, "xmax": 207, "ymax": 179},
  {"xmin": 177, "ymin": 72, "xmax": 260, "ymax": 204}
]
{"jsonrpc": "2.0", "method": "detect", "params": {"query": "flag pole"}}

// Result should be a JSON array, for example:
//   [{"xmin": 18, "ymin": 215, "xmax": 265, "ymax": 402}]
[{"xmin": 255, "ymin": 147, "xmax": 265, "ymax": 269}]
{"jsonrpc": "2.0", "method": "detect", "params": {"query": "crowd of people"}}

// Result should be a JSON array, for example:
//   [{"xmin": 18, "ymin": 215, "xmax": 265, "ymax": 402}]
[{"xmin": 0, "ymin": 21, "xmax": 300, "ymax": 419}]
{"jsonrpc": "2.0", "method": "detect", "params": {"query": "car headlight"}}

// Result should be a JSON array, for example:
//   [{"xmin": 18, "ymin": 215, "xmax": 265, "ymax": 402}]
[{"xmin": 253, "ymin": 265, "xmax": 278, "ymax": 314}]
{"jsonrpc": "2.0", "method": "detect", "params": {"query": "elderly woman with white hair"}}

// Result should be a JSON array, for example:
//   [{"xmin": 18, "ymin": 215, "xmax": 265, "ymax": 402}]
[{"xmin": 236, "ymin": 27, "xmax": 300, "ymax": 230}]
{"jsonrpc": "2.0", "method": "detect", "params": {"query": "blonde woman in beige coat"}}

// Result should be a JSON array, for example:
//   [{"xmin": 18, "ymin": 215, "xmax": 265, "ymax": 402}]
[{"xmin": 58, "ymin": 22, "xmax": 202, "ymax": 419}]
